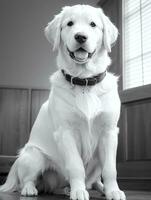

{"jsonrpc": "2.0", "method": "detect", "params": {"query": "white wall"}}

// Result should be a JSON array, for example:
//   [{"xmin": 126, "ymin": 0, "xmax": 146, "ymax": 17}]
[{"xmin": 0, "ymin": 0, "xmax": 99, "ymax": 88}]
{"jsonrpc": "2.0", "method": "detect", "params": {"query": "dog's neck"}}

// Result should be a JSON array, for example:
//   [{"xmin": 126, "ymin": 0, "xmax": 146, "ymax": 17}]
[
  {"xmin": 57, "ymin": 46, "xmax": 111, "ymax": 79},
  {"xmin": 61, "ymin": 69, "xmax": 106, "ymax": 86}
]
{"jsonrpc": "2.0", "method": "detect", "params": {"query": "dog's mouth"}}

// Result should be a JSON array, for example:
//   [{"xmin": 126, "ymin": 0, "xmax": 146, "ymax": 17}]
[{"xmin": 67, "ymin": 47, "xmax": 95, "ymax": 64}]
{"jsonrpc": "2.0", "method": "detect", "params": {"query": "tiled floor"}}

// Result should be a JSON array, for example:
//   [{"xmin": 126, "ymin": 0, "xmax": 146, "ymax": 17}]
[{"xmin": 0, "ymin": 191, "xmax": 151, "ymax": 200}]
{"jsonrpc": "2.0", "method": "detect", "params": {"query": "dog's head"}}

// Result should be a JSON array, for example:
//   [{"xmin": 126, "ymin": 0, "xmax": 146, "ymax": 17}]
[{"xmin": 45, "ymin": 5, "xmax": 118, "ymax": 68}]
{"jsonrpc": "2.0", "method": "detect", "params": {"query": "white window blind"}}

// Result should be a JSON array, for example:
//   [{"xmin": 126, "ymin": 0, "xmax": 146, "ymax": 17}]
[{"xmin": 123, "ymin": 0, "xmax": 151, "ymax": 89}]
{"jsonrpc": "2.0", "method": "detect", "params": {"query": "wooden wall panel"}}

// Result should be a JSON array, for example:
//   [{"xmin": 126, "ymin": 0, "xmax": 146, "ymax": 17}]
[
  {"xmin": 30, "ymin": 89, "xmax": 49, "ymax": 128},
  {"xmin": 126, "ymin": 99, "xmax": 151, "ymax": 161},
  {"xmin": 117, "ymin": 95, "xmax": 151, "ymax": 189},
  {"xmin": 0, "ymin": 88, "xmax": 29, "ymax": 156},
  {"xmin": 0, "ymin": 87, "xmax": 49, "ymax": 173}
]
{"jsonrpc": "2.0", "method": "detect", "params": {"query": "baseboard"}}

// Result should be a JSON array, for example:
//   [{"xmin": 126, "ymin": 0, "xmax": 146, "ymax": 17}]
[{"xmin": 118, "ymin": 177, "xmax": 151, "ymax": 191}]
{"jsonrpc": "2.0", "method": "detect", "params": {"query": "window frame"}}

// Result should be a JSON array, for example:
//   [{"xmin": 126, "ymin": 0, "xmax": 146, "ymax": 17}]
[{"xmin": 120, "ymin": 0, "xmax": 151, "ymax": 102}]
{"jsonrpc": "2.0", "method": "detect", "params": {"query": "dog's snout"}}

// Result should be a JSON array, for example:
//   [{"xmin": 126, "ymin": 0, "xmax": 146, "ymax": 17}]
[{"xmin": 75, "ymin": 33, "xmax": 87, "ymax": 44}]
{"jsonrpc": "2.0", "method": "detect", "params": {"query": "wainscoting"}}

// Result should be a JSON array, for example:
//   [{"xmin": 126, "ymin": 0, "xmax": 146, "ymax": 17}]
[
  {"xmin": 117, "ymin": 86, "xmax": 151, "ymax": 190},
  {"xmin": 0, "ymin": 87, "xmax": 49, "ymax": 174}
]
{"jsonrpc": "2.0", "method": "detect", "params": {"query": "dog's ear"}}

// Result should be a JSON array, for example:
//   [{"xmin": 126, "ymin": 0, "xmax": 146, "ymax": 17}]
[
  {"xmin": 99, "ymin": 9, "xmax": 118, "ymax": 52},
  {"xmin": 45, "ymin": 13, "xmax": 62, "ymax": 51}
]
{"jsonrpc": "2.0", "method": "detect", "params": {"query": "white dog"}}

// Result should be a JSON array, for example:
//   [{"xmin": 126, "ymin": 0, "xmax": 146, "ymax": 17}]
[{"xmin": 0, "ymin": 5, "xmax": 126, "ymax": 200}]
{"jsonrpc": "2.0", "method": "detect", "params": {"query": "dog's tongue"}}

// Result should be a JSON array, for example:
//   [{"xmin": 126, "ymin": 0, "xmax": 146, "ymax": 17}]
[{"xmin": 74, "ymin": 49, "xmax": 88, "ymax": 60}]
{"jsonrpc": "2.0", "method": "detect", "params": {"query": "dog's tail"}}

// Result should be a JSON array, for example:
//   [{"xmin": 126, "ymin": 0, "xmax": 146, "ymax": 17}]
[{"xmin": 0, "ymin": 159, "xmax": 18, "ymax": 192}]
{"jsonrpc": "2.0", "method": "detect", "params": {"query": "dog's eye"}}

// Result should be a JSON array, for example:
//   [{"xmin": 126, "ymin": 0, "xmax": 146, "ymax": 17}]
[
  {"xmin": 90, "ymin": 22, "xmax": 96, "ymax": 27},
  {"xmin": 67, "ymin": 21, "xmax": 74, "ymax": 27}
]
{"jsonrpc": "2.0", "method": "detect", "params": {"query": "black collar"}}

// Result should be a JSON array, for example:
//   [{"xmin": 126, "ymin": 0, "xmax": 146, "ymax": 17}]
[{"xmin": 61, "ymin": 69, "xmax": 106, "ymax": 86}]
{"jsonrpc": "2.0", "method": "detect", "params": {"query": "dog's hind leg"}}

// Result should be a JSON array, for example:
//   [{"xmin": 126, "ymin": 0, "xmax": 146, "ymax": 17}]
[
  {"xmin": 0, "ymin": 159, "xmax": 18, "ymax": 192},
  {"xmin": 17, "ymin": 146, "xmax": 47, "ymax": 196},
  {"xmin": 93, "ymin": 179, "xmax": 104, "ymax": 194},
  {"xmin": 86, "ymin": 166, "xmax": 104, "ymax": 195}
]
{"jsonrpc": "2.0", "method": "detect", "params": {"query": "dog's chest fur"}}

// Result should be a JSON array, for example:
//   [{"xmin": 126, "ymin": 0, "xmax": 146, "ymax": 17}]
[{"xmin": 50, "ymin": 71, "xmax": 118, "ymax": 164}]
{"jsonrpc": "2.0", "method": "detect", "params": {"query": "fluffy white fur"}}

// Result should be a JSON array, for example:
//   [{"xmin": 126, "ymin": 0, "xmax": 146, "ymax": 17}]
[{"xmin": 0, "ymin": 5, "xmax": 126, "ymax": 200}]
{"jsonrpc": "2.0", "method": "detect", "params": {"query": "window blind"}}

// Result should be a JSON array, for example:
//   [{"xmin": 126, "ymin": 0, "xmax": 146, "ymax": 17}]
[{"xmin": 123, "ymin": 0, "xmax": 151, "ymax": 89}]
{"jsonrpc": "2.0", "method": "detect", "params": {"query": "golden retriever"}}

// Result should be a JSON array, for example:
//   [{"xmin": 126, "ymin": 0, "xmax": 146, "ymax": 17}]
[{"xmin": 0, "ymin": 5, "xmax": 126, "ymax": 200}]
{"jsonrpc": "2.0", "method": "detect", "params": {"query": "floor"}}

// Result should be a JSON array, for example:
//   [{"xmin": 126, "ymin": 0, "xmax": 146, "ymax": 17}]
[{"xmin": 0, "ymin": 191, "xmax": 151, "ymax": 200}]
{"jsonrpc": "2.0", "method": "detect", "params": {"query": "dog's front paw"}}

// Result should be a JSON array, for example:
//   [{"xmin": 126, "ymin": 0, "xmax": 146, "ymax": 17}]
[
  {"xmin": 21, "ymin": 182, "xmax": 38, "ymax": 196},
  {"xmin": 70, "ymin": 189, "xmax": 89, "ymax": 200},
  {"xmin": 105, "ymin": 189, "xmax": 126, "ymax": 200}
]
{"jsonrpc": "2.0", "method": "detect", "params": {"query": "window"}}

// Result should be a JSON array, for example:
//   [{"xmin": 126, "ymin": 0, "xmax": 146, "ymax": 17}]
[{"xmin": 123, "ymin": 0, "xmax": 151, "ymax": 90}]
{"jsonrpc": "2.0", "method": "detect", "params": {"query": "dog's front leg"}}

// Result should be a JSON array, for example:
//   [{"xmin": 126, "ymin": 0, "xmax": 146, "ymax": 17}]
[
  {"xmin": 99, "ymin": 127, "xmax": 126, "ymax": 200},
  {"xmin": 55, "ymin": 127, "xmax": 89, "ymax": 200}
]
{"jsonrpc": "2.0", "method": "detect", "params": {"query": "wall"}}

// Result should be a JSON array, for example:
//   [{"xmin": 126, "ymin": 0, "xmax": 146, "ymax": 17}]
[{"xmin": 0, "ymin": 0, "xmax": 99, "ymax": 89}]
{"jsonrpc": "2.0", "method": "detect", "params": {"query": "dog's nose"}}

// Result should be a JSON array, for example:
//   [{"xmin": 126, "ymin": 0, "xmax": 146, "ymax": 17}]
[{"xmin": 74, "ymin": 33, "xmax": 87, "ymax": 44}]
